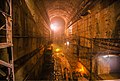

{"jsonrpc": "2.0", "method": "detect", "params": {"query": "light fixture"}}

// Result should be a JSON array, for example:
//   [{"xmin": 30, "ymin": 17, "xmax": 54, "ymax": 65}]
[
  {"xmin": 103, "ymin": 55, "xmax": 118, "ymax": 58},
  {"xmin": 55, "ymin": 48, "xmax": 60, "ymax": 52},
  {"xmin": 66, "ymin": 41, "xmax": 69, "ymax": 46}
]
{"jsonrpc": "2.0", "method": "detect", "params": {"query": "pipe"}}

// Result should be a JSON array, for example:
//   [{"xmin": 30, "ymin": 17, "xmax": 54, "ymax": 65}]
[{"xmin": 67, "ymin": 0, "xmax": 92, "ymax": 28}]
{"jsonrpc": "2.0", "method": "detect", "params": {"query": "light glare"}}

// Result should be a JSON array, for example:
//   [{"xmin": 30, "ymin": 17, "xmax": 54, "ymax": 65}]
[
  {"xmin": 55, "ymin": 48, "xmax": 60, "ymax": 52},
  {"xmin": 50, "ymin": 23, "xmax": 59, "ymax": 31},
  {"xmin": 103, "ymin": 55, "xmax": 118, "ymax": 58},
  {"xmin": 66, "ymin": 41, "xmax": 69, "ymax": 45}
]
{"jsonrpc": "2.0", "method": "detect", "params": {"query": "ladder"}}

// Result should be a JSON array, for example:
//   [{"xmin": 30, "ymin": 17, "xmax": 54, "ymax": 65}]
[{"xmin": 0, "ymin": 0, "xmax": 15, "ymax": 80}]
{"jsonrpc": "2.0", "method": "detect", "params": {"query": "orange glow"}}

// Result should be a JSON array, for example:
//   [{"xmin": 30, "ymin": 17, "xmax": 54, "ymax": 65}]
[
  {"xmin": 55, "ymin": 48, "xmax": 60, "ymax": 52},
  {"xmin": 77, "ymin": 66, "xmax": 86, "ymax": 76},
  {"xmin": 75, "ymin": 62, "xmax": 88, "ymax": 76},
  {"xmin": 50, "ymin": 24, "xmax": 56, "ymax": 30},
  {"xmin": 50, "ymin": 23, "xmax": 59, "ymax": 31},
  {"xmin": 79, "ymin": 66, "xmax": 84, "ymax": 72},
  {"xmin": 50, "ymin": 17, "xmax": 65, "ymax": 32},
  {"xmin": 66, "ymin": 41, "xmax": 69, "ymax": 45}
]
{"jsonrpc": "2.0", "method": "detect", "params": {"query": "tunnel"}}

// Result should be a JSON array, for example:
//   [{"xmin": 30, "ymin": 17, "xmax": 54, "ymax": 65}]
[{"xmin": 0, "ymin": 0, "xmax": 120, "ymax": 81}]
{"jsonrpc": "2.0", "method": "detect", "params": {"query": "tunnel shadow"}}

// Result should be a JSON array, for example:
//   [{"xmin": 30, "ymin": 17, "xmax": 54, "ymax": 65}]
[{"xmin": 39, "ymin": 48, "xmax": 54, "ymax": 80}]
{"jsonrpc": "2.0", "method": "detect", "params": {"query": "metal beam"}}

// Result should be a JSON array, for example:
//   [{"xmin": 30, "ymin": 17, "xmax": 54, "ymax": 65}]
[
  {"xmin": 0, "ymin": 60, "xmax": 12, "ymax": 68},
  {"xmin": 67, "ymin": 0, "xmax": 93, "ymax": 28},
  {"xmin": 0, "ymin": 43, "xmax": 13, "ymax": 49},
  {"xmin": 14, "ymin": 46, "xmax": 44, "ymax": 72},
  {"xmin": 0, "ymin": 69, "xmax": 6, "ymax": 76}
]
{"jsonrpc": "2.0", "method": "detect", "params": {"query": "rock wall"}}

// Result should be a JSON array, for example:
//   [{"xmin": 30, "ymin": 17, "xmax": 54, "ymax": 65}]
[
  {"xmin": 12, "ymin": 0, "xmax": 50, "ymax": 80},
  {"xmin": 66, "ymin": 0, "xmax": 120, "ymax": 78}
]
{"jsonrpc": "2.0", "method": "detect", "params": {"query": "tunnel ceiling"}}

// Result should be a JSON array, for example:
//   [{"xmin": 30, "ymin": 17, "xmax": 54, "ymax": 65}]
[{"xmin": 43, "ymin": 0, "xmax": 83, "ymax": 25}]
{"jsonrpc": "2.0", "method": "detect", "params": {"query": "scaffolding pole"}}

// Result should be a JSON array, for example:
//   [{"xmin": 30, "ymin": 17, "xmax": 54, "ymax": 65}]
[{"xmin": 0, "ymin": 0, "xmax": 15, "ymax": 80}]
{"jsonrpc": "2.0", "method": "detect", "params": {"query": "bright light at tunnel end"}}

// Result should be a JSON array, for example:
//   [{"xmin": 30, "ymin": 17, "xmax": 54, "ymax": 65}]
[
  {"xmin": 50, "ymin": 23, "xmax": 59, "ymax": 31},
  {"xmin": 50, "ymin": 24, "xmax": 55, "ymax": 30}
]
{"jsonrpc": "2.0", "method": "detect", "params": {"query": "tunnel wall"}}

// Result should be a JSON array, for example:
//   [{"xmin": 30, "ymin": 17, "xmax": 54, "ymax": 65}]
[
  {"xmin": 66, "ymin": 0, "xmax": 120, "ymax": 78},
  {"xmin": 12, "ymin": 0, "xmax": 50, "ymax": 80}
]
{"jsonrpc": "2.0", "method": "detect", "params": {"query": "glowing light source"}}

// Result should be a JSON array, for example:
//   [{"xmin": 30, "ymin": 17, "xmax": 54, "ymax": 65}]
[
  {"xmin": 103, "ymin": 55, "xmax": 118, "ymax": 58},
  {"xmin": 79, "ymin": 66, "xmax": 84, "ymax": 72},
  {"xmin": 55, "ymin": 48, "xmax": 60, "ymax": 52},
  {"xmin": 66, "ymin": 41, "xmax": 69, "ymax": 45},
  {"xmin": 50, "ymin": 23, "xmax": 59, "ymax": 31}
]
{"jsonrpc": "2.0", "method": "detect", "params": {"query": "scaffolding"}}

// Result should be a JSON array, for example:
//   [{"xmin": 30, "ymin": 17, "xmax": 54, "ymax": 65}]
[
  {"xmin": 0, "ymin": 0, "xmax": 15, "ymax": 80},
  {"xmin": 66, "ymin": 1, "xmax": 120, "ymax": 80}
]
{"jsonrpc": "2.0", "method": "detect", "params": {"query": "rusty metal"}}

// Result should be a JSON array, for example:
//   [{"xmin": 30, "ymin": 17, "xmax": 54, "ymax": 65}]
[
  {"xmin": 0, "ymin": 43, "xmax": 13, "ymax": 49},
  {"xmin": 77, "ymin": 36, "xmax": 120, "ymax": 51},
  {"xmin": 67, "ymin": 0, "xmax": 93, "ymax": 28},
  {"xmin": 0, "ymin": 36, "xmax": 44, "ymax": 38},
  {"xmin": 0, "ymin": 24, "xmax": 5, "ymax": 30},
  {"xmin": 6, "ymin": 16, "xmax": 12, "ymax": 44},
  {"xmin": 9, "ymin": 0, "xmax": 15, "ymax": 80},
  {"xmin": 0, "ymin": 69, "xmax": 6, "ymax": 76},
  {"xmin": 0, "ymin": 0, "xmax": 15, "ymax": 80},
  {"xmin": 93, "ymin": 38, "xmax": 120, "ymax": 51},
  {"xmin": 0, "ymin": 60, "xmax": 12, "ymax": 68},
  {"xmin": 67, "ymin": 0, "xmax": 101, "ymax": 29}
]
